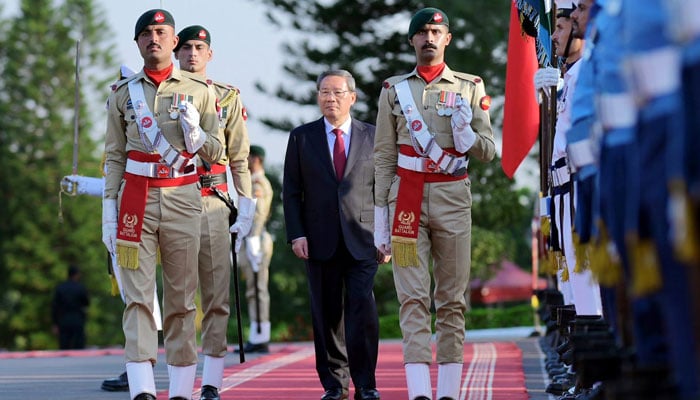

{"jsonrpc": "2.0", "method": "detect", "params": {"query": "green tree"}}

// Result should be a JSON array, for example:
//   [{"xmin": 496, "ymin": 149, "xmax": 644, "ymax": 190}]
[
  {"xmin": 248, "ymin": 0, "xmax": 533, "ymax": 339},
  {"xmin": 254, "ymin": 0, "xmax": 509, "ymax": 131},
  {"xmin": 0, "ymin": 0, "xmax": 120, "ymax": 350}
]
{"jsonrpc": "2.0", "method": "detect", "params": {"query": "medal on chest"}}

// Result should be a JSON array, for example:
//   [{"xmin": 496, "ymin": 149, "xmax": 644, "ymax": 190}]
[
  {"xmin": 169, "ymin": 93, "xmax": 194, "ymax": 119},
  {"xmin": 436, "ymin": 91, "xmax": 462, "ymax": 116}
]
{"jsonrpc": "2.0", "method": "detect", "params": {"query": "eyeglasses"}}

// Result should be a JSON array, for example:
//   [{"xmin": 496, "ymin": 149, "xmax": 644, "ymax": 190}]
[{"xmin": 318, "ymin": 90, "xmax": 350, "ymax": 99}]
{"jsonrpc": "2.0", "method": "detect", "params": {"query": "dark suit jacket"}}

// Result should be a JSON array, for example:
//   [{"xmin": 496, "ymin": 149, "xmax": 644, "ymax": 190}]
[{"xmin": 283, "ymin": 117, "xmax": 376, "ymax": 261}]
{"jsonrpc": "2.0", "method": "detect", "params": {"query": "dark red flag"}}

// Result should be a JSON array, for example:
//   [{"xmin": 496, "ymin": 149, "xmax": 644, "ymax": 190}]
[{"xmin": 501, "ymin": 1, "xmax": 540, "ymax": 178}]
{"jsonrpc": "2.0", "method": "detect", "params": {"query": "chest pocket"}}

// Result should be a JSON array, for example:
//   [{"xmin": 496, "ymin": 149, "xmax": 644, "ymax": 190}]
[{"xmin": 424, "ymin": 89, "xmax": 453, "ymax": 138}]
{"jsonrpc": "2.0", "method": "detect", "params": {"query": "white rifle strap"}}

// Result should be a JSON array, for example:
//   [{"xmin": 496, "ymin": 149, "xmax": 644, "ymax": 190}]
[
  {"xmin": 394, "ymin": 80, "xmax": 468, "ymax": 176},
  {"xmin": 128, "ymin": 80, "xmax": 192, "ymax": 172}
]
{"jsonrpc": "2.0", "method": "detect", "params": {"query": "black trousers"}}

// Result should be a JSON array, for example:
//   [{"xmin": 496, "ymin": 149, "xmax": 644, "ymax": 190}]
[{"xmin": 305, "ymin": 238, "xmax": 379, "ymax": 391}]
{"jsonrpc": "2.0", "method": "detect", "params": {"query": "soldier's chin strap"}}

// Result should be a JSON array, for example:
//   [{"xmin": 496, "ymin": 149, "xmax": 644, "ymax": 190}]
[{"xmin": 563, "ymin": 26, "xmax": 574, "ymax": 60}]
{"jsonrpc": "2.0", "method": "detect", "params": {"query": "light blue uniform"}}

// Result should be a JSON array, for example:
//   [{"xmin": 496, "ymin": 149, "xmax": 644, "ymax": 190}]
[{"xmin": 623, "ymin": 0, "xmax": 700, "ymax": 397}]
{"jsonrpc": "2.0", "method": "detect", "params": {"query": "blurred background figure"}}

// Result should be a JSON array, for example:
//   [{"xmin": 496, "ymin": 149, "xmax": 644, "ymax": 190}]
[
  {"xmin": 51, "ymin": 265, "xmax": 89, "ymax": 350},
  {"xmin": 237, "ymin": 144, "xmax": 275, "ymax": 353}
]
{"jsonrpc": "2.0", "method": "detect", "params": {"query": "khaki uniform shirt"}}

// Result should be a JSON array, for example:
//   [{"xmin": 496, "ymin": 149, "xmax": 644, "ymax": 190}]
[
  {"xmin": 209, "ymin": 80, "xmax": 252, "ymax": 198},
  {"xmin": 104, "ymin": 68, "xmax": 223, "ymax": 199},
  {"xmin": 374, "ymin": 65, "xmax": 496, "ymax": 207},
  {"xmin": 250, "ymin": 170, "xmax": 273, "ymax": 237}
]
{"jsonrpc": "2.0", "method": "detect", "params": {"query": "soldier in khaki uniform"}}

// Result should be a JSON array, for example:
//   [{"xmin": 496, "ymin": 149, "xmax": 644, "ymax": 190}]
[
  {"xmin": 237, "ymin": 145, "xmax": 274, "ymax": 354},
  {"xmin": 173, "ymin": 25, "xmax": 256, "ymax": 400},
  {"xmin": 101, "ymin": 9, "xmax": 224, "ymax": 400},
  {"xmin": 373, "ymin": 8, "xmax": 495, "ymax": 400}
]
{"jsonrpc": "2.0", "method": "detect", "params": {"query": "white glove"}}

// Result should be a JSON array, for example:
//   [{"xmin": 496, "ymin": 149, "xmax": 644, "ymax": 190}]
[
  {"xmin": 451, "ymin": 103, "xmax": 477, "ymax": 153},
  {"xmin": 245, "ymin": 235, "xmax": 263, "ymax": 272},
  {"xmin": 533, "ymin": 67, "xmax": 561, "ymax": 103},
  {"xmin": 178, "ymin": 101, "xmax": 206, "ymax": 153},
  {"xmin": 102, "ymin": 198, "xmax": 118, "ymax": 254},
  {"xmin": 374, "ymin": 206, "xmax": 392, "ymax": 255},
  {"xmin": 230, "ymin": 196, "xmax": 257, "ymax": 252}
]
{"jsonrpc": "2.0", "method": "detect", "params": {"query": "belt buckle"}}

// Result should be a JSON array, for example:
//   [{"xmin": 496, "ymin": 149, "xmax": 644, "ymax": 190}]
[
  {"xmin": 424, "ymin": 159, "xmax": 439, "ymax": 173},
  {"xmin": 156, "ymin": 164, "xmax": 171, "ymax": 178}
]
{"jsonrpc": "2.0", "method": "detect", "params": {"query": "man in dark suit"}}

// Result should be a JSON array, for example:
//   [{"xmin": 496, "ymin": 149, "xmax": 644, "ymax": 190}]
[{"xmin": 283, "ymin": 70, "xmax": 389, "ymax": 400}]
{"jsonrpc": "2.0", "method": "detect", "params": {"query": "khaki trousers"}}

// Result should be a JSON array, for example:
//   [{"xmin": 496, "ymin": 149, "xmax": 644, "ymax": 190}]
[
  {"xmin": 198, "ymin": 194, "xmax": 232, "ymax": 357},
  {"xmin": 238, "ymin": 231, "xmax": 273, "ymax": 322},
  {"xmin": 121, "ymin": 184, "xmax": 201, "ymax": 366},
  {"xmin": 389, "ymin": 177, "xmax": 472, "ymax": 364}
]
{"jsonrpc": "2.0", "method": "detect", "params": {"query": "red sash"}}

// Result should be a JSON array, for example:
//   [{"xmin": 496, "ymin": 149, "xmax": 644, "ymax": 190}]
[
  {"xmin": 391, "ymin": 145, "xmax": 467, "ymax": 267},
  {"xmin": 116, "ymin": 151, "xmax": 198, "ymax": 269}
]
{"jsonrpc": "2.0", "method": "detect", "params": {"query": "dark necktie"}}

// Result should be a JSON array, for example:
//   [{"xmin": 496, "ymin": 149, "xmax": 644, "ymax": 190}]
[{"xmin": 332, "ymin": 128, "xmax": 346, "ymax": 180}]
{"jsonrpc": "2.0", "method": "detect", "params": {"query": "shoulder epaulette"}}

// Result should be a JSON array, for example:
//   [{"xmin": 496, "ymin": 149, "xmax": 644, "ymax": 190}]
[
  {"xmin": 453, "ymin": 71, "xmax": 484, "ymax": 85},
  {"xmin": 207, "ymin": 79, "xmax": 240, "ymax": 108},
  {"xmin": 178, "ymin": 70, "xmax": 209, "ymax": 86},
  {"xmin": 382, "ymin": 72, "xmax": 413, "ymax": 89},
  {"xmin": 187, "ymin": 72, "xmax": 210, "ymax": 86},
  {"xmin": 209, "ymin": 79, "xmax": 240, "ymax": 92},
  {"xmin": 111, "ymin": 74, "xmax": 138, "ymax": 92}
]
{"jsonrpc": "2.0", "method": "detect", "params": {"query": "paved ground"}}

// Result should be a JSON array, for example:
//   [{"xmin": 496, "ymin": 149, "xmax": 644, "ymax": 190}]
[{"xmin": 0, "ymin": 327, "xmax": 555, "ymax": 400}]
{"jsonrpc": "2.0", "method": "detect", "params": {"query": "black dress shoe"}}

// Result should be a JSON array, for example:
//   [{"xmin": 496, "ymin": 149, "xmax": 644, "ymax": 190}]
[
  {"xmin": 438, "ymin": 397, "xmax": 456, "ymax": 400},
  {"xmin": 134, "ymin": 394, "xmax": 156, "ymax": 400},
  {"xmin": 321, "ymin": 387, "xmax": 349, "ymax": 400},
  {"xmin": 354, "ymin": 387, "xmax": 380, "ymax": 400},
  {"xmin": 413, "ymin": 397, "xmax": 431, "ymax": 400},
  {"xmin": 200, "ymin": 384, "xmax": 221, "ymax": 400},
  {"xmin": 101, "ymin": 371, "xmax": 129, "ymax": 392},
  {"xmin": 234, "ymin": 341, "xmax": 270, "ymax": 354}
]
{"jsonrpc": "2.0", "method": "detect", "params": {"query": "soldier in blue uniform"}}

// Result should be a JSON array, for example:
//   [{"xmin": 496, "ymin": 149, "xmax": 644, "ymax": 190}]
[
  {"xmin": 590, "ymin": 4, "xmax": 677, "ymax": 399},
  {"xmin": 622, "ymin": 0, "xmax": 700, "ymax": 397}
]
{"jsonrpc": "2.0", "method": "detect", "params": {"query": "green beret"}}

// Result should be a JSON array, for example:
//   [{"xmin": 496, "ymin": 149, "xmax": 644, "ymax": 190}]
[
  {"xmin": 134, "ymin": 9, "xmax": 175, "ymax": 40},
  {"xmin": 408, "ymin": 7, "xmax": 449, "ymax": 39},
  {"xmin": 250, "ymin": 145, "xmax": 265, "ymax": 158},
  {"xmin": 174, "ymin": 25, "xmax": 211, "ymax": 52}
]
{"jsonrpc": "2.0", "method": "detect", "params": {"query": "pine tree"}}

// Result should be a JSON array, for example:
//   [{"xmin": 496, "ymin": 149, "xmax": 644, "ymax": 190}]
[
  {"xmin": 0, "ymin": 0, "xmax": 119, "ymax": 350},
  {"xmin": 254, "ymin": 0, "xmax": 509, "ymax": 131}
]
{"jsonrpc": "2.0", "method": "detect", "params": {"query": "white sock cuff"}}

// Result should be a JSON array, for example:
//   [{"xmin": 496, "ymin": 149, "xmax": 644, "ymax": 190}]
[
  {"xmin": 436, "ymin": 363, "xmax": 463, "ymax": 400},
  {"xmin": 126, "ymin": 361, "xmax": 155, "ymax": 400},
  {"xmin": 248, "ymin": 321, "xmax": 271, "ymax": 344},
  {"xmin": 405, "ymin": 363, "xmax": 432, "ymax": 399},
  {"xmin": 202, "ymin": 355, "xmax": 225, "ymax": 389},
  {"xmin": 168, "ymin": 364, "xmax": 197, "ymax": 399}
]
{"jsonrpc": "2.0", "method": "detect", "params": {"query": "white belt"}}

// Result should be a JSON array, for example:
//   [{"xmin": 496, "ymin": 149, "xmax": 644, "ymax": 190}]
[
  {"xmin": 668, "ymin": 0, "xmax": 700, "ymax": 42},
  {"xmin": 397, "ymin": 153, "xmax": 468, "ymax": 174},
  {"xmin": 540, "ymin": 196, "xmax": 550, "ymax": 218},
  {"xmin": 567, "ymin": 139, "xmax": 596, "ymax": 169},
  {"xmin": 551, "ymin": 164, "xmax": 570, "ymax": 187},
  {"xmin": 125, "ymin": 158, "xmax": 197, "ymax": 179},
  {"xmin": 598, "ymin": 93, "xmax": 637, "ymax": 129},
  {"xmin": 627, "ymin": 46, "xmax": 681, "ymax": 100}
]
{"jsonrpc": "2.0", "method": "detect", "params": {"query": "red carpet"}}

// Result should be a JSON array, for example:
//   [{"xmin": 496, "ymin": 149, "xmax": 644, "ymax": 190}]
[{"xmin": 177, "ymin": 341, "xmax": 528, "ymax": 400}]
